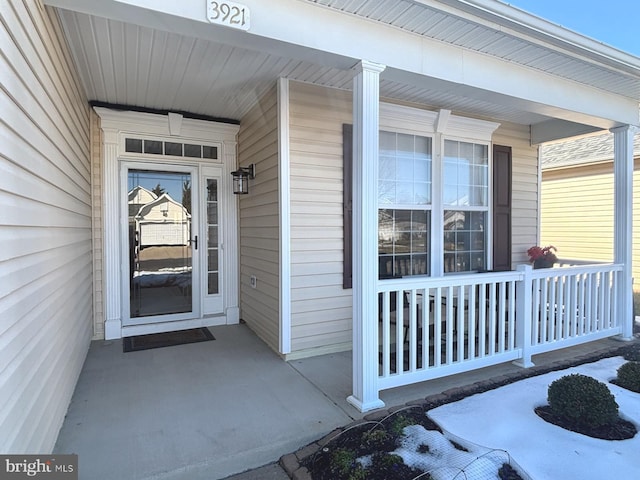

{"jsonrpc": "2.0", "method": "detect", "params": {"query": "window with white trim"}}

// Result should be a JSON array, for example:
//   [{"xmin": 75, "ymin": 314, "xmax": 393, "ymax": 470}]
[
  {"xmin": 378, "ymin": 131, "xmax": 432, "ymax": 278},
  {"xmin": 442, "ymin": 139, "xmax": 489, "ymax": 273},
  {"xmin": 342, "ymin": 105, "xmax": 499, "ymax": 286},
  {"xmin": 375, "ymin": 105, "xmax": 498, "ymax": 278}
]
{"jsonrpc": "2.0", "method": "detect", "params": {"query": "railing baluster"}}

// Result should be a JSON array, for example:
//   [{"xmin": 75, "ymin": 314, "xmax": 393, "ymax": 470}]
[
  {"xmin": 456, "ymin": 285, "xmax": 465, "ymax": 362},
  {"xmin": 478, "ymin": 281, "xmax": 487, "ymax": 357},
  {"xmin": 409, "ymin": 289, "xmax": 417, "ymax": 372},
  {"xmin": 434, "ymin": 286, "xmax": 442, "ymax": 367},
  {"xmin": 468, "ymin": 283, "xmax": 477, "ymax": 359},
  {"xmin": 507, "ymin": 280, "xmax": 516, "ymax": 349},
  {"xmin": 445, "ymin": 286, "xmax": 454, "ymax": 364},
  {"xmin": 381, "ymin": 291, "xmax": 390, "ymax": 377},
  {"xmin": 396, "ymin": 290, "xmax": 403, "ymax": 373}
]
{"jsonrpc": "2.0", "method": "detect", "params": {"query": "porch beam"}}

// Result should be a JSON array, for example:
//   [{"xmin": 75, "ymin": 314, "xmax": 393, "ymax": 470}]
[
  {"xmin": 348, "ymin": 60, "xmax": 386, "ymax": 413},
  {"xmin": 611, "ymin": 125, "xmax": 637, "ymax": 340},
  {"xmin": 530, "ymin": 120, "xmax": 603, "ymax": 145}
]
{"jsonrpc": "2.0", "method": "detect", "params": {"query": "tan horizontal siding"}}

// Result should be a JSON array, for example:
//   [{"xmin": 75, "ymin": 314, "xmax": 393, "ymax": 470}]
[
  {"xmin": 238, "ymin": 84, "xmax": 280, "ymax": 351},
  {"xmin": 287, "ymin": 85, "xmax": 539, "ymax": 355},
  {"xmin": 493, "ymin": 122, "xmax": 539, "ymax": 265},
  {"xmin": 288, "ymin": 82, "xmax": 353, "ymax": 354},
  {"xmin": 0, "ymin": 2, "xmax": 91, "ymax": 453}
]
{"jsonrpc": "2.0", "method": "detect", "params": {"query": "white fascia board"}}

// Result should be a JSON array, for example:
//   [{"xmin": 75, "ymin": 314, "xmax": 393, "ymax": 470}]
[
  {"xmin": 428, "ymin": 0, "xmax": 640, "ymax": 74},
  {"xmin": 46, "ymin": 0, "xmax": 639, "ymax": 126}
]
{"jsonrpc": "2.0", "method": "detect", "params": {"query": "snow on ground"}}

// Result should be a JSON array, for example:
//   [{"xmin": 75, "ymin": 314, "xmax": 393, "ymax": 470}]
[
  {"xmin": 429, "ymin": 357, "xmax": 640, "ymax": 480},
  {"xmin": 393, "ymin": 425, "xmax": 512, "ymax": 480}
]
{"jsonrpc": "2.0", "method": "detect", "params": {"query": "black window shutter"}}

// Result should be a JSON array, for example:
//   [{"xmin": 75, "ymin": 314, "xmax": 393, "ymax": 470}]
[
  {"xmin": 343, "ymin": 124, "xmax": 353, "ymax": 289},
  {"xmin": 492, "ymin": 145, "xmax": 512, "ymax": 271}
]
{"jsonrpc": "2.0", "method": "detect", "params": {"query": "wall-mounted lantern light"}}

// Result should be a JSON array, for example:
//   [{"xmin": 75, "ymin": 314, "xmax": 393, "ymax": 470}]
[{"xmin": 230, "ymin": 164, "xmax": 255, "ymax": 195}]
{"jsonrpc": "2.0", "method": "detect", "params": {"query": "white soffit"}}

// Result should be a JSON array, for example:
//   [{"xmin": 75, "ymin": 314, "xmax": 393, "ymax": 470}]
[
  {"xmin": 50, "ymin": 0, "xmax": 640, "ymax": 128},
  {"xmin": 310, "ymin": 0, "xmax": 640, "ymax": 100}
]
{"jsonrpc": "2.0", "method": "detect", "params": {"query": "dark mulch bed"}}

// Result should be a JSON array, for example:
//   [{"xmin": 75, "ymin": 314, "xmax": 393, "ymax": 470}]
[
  {"xmin": 305, "ymin": 407, "xmax": 523, "ymax": 480},
  {"xmin": 298, "ymin": 341, "xmax": 640, "ymax": 480},
  {"xmin": 534, "ymin": 406, "xmax": 637, "ymax": 440}
]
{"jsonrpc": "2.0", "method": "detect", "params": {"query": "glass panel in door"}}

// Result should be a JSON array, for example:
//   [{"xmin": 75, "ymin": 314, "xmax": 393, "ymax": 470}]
[
  {"xmin": 128, "ymin": 169, "xmax": 193, "ymax": 318},
  {"xmin": 206, "ymin": 179, "xmax": 219, "ymax": 296}
]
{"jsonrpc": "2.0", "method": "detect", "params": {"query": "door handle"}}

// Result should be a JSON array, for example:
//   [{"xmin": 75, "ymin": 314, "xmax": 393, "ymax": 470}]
[{"xmin": 190, "ymin": 235, "xmax": 198, "ymax": 250}]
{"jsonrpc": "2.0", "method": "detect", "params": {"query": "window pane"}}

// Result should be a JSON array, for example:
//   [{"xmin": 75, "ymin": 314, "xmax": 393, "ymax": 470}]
[
  {"xmin": 208, "ymin": 249, "xmax": 219, "ymax": 271},
  {"xmin": 396, "ymin": 181, "xmax": 413, "ymax": 204},
  {"xmin": 208, "ymin": 273, "xmax": 219, "ymax": 295},
  {"xmin": 378, "ymin": 131, "xmax": 432, "ymax": 208},
  {"xmin": 378, "ymin": 181, "xmax": 395, "ymax": 204},
  {"xmin": 165, "ymin": 142, "xmax": 182, "ymax": 156},
  {"xmin": 379, "ymin": 155, "xmax": 396, "ymax": 180},
  {"xmin": 443, "ymin": 210, "xmax": 486, "ymax": 273},
  {"xmin": 397, "ymin": 157, "xmax": 414, "ymax": 180},
  {"xmin": 144, "ymin": 140, "xmax": 162, "ymax": 155},
  {"xmin": 184, "ymin": 144, "xmax": 201, "ymax": 158},
  {"xmin": 206, "ymin": 178, "xmax": 219, "ymax": 295},
  {"xmin": 378, "ymin": 209, "xmax": 430, "ymax": 278},
  {"xmin": 379, "ymin": 255, "xmax": 394, "ymax": 278},
  {"xmin": 203, "ymin": 146, "xmax": 218, "ymax": 159},
  {"xmin": 397, "ymin": 133, "xmax": 414, "ymax": 153},
  {"xmin": 379, "ymin": 131, "xmax": 396, "ymax": 154},
  {"xmin": 125, "ymin": 138, "xmax": 142, "ymax": 153}
]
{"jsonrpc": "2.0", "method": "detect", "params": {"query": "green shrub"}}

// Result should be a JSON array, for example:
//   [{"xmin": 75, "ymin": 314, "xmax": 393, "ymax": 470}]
[
  {"xmin": 360, "ymin": 428, "xmax": 391, "ymax": 450},
  {"xmin": 616, "ymin": 361, "xmax": 640, "ymax": 393},
  {"xmin": 547, "ymin": 374, "xmax": 619, "ymax": 428},
  {"xmin": 388, "ymin": 413, "xmax": 416, "ymax": 436},
  {"xmin": 329, "ymin": 448, "xmax": 357, "ymax": 478}
]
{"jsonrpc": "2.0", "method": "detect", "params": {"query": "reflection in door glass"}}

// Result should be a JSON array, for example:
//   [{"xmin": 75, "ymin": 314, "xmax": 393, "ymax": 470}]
[
  {"xmin": 128, "ymin": 170, "xmax": 192, "ymax": 317},
  {"xmin": 206, "ymin": 179, "xmax": 219, "ymax": 294}
]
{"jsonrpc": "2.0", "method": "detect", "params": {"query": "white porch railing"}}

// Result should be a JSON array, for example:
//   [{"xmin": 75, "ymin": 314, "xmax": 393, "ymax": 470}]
[{"xmin": 376, "ymin": 263, "xmax": 623, "ymax": 392}]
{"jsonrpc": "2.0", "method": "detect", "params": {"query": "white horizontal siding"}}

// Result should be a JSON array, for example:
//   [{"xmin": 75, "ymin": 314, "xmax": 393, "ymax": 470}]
[
  {"xmin": 288, "ymin": 81, "xmax": 353, "ymax": 355},
  {"xmin": 238, "ymin": 85, "xmax": 280, "ymax": 351},
  {"xmin": 0, "ymin": 1, "xmax": 91, "ymax": 453}
]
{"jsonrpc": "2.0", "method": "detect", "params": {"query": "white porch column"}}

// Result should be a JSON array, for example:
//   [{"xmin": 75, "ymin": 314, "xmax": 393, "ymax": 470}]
[
  {"xmin": 100, "ymin": 126, "xmax": 122, "ymax": 340},
  {"xmin": 611, "ymin": 125, "xmax": 636, "ymax": 340},
  {"xmin": 347, "ymin": 60, "xmax": 386, "ymax": 412}
]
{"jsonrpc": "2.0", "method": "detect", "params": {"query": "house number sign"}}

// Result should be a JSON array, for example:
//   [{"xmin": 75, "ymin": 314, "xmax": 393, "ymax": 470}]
[{"xmin": 207, "ymin": 1, "xmax": 250, "ymax": 31}]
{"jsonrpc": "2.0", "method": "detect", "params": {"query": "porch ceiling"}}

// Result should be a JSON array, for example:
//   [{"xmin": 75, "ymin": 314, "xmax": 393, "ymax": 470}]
[{"xmin": 51, "ymin": 0, "xmax": 640, "ymax": 134}]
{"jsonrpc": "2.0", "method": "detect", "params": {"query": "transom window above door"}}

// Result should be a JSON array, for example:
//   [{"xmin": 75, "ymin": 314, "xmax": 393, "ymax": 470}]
[{"xmin": 124, "ymin": 137, "xmax": 219, "ymax": 160}]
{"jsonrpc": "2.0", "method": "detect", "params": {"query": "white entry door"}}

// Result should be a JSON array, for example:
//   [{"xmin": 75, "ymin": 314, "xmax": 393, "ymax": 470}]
[{"xmin": 123, "ymin": 164, "xmax": 200, "ymax": 326}]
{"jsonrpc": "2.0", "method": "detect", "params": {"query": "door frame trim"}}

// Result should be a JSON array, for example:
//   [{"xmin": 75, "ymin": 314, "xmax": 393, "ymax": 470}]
[{"xmin": 95, "ymin": 107, "xmax": 240, "ymax": 339}]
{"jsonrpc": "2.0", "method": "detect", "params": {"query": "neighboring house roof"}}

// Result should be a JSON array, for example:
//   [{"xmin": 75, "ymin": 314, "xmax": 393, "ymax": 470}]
[{"xmin": 541, "ymin": 131, "xmax": 640, "ymax": 170}]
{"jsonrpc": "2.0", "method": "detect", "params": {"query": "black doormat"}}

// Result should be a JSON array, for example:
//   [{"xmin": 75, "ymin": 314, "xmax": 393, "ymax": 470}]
[{"xmin": 123, "ymin": 328, "xmax": 215, "ymax": 352}]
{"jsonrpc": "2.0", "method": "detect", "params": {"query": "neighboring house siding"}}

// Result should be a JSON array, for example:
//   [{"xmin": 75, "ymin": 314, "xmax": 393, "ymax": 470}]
[
  {"xmin": 493, "ymin": 123, "xmax": 539, "ymax": 266},
  {"xmin": 0, "ymin": 1, "xmax": 91, "ymax": 454},
  {"xmin": 541, "ymin": 159, "xmax": 640, "ymax": 291},
  {"xmin": 289, "ymin": 82, "xmax": 353, "ymax": 355},
  {"xmin": 238, "ymin": 85, "xmax": 280, "ymax": 351}
]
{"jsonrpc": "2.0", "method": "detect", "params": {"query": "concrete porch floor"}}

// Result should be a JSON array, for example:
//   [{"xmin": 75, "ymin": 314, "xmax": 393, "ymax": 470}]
[{"xmin": 53, "ymin": 323, "xmax": 629, "ymax": 480}]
